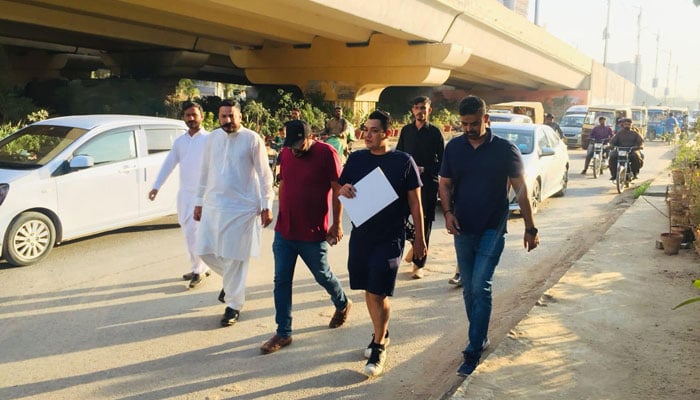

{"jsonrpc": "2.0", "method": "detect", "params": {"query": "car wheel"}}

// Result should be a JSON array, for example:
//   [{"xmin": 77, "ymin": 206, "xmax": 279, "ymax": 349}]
[
  {"xmin": 531, "ymin": 180, "xmax": 541, "ymax": 214},
  {"xmin": 3, "ymin": 211, "xmax": 56, "ymax": 266},
  {"xmin": 554, "ymin": 168, "xmax": 568, "ymax": 197}
]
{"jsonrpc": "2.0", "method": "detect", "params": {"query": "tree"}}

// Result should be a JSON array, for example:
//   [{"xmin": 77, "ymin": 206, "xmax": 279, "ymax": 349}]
[{"xmin": 176, "ymin": 79, "xmax": 199, "ymax": 99}]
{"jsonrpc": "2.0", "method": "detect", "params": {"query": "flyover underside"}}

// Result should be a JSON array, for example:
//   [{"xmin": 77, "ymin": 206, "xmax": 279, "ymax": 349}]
[{"xmin": 0, "ymin": 0, "xmax": 597, "ymax": 99}]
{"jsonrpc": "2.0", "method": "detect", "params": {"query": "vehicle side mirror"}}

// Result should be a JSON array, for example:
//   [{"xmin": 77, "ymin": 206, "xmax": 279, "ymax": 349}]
[
  {"xmin": 70, "ymin": 155, "xmax": 95, "ymax": 169},
  {"xmin": 540, "ymin": 147, "xmax": 555, "ymax": 157}
]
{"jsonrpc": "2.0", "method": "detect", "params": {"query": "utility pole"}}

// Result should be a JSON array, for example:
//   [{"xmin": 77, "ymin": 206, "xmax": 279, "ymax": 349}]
[
  {"xmin": 653, "ymin": 31, "xmax": 660, "ymax": 99},
  {"xmin": 634, "ymin": 8, "xmax": 642, "ymax": 86},
  {"xmin": 603, "ymin": 0, "xmax": 611, "ymax": 66},
  {"xmin": 534, "ymin": 0, "xmax": 540, "ymax": 25},
  {"xmin": 673, "ymin": 65, "xmax": 679, "ymax": 105},
  {"xmin": 665, "ymin": 50, "xmax": 672, "ymax": 103}
]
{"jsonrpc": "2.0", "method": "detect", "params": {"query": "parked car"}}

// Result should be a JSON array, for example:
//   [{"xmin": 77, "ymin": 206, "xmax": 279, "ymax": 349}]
[
  {"xmin": 489, "ymin": 122, "xmax": 569, "ymax": 214},
  {"xmin": 0, "ymin": 114, "xmax": 186, "ymax": 266},
  {"xmin": 488, "ymin": 113, "xmax": 533, "ymax": 123}
]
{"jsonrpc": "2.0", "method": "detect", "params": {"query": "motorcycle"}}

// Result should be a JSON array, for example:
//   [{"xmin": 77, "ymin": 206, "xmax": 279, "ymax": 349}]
[
  {"xmin": 591, "ymin": 141, "xmax": 608, "ymax": 179},
  {"xmin": 614, "ymin": 146, "xmax": 634, "ymax": 194}
]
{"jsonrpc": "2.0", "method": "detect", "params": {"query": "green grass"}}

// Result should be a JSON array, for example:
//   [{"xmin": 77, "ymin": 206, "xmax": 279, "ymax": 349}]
[{"xmin": 634, "ymin": 181, "xmax": 651, "ymax": 198}]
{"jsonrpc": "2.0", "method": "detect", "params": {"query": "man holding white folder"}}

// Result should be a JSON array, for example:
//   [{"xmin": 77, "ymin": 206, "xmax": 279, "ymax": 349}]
[{"xmin": 338, "ymin": 110, "xmax": 426, "ymax": 377}]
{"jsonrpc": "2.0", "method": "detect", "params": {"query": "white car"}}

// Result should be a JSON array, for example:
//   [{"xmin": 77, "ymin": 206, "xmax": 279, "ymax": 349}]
[
  {"xmin": 490, "ymin": 122, "xmax": 570, "ymax": 214},
  {"xmin": 0, "ymin": 115, "xmax": 186, "ymax": 266},
  {"xmin": 488, "ymin": 113, "xmax": 533, "ymax": 123}
]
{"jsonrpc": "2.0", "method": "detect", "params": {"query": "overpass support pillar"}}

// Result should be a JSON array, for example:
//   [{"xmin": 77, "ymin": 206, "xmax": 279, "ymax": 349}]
[{"xmin": 231, "ymin": 34, "xmax": 471, "ymax": 115}]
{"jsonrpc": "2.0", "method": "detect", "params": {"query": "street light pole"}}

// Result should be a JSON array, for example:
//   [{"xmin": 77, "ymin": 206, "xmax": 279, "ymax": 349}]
[
  {"xmin": 634, "ymin": 8, "xmax": 642, "ymax": 86},
  {"xmin": 603, "ymin": 0, "xmax": 611, "ymax": 66}
]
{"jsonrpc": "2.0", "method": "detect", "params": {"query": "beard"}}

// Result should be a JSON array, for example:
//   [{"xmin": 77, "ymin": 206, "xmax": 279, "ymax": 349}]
[
  {"xmin": 220, "ymin": 122, "xmax": 236, "ymax": 133},
  {"xmin": 465, "ymin": 130, "xmax": 484, "ymax": 140},
  {"xmin": 186, "ymin": 120, "xmax": 200, "ymax": 129}
]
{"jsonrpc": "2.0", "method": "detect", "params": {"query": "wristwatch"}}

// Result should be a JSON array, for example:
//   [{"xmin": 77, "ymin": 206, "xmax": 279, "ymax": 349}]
[{"xmin": 525, "ymin": 227, "xmax": 538, "ymax": 236}]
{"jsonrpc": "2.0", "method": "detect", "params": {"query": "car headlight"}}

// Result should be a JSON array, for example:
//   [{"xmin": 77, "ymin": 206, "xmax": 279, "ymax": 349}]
[{"xmin": 0, "ymin": 183, "xmax": 8, "ymax": 206}]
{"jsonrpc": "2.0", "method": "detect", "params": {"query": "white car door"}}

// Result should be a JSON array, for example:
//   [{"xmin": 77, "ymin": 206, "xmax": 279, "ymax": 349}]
[
  {"xmin": 539, "ymin": 126, "xmax": 566, "ymax": 198},
  {"xmin": 138, "ymin": 126, "xmax": 181, "ymax": 218},
  {"xmin": 55, "ymin": 128, "xmax": 140, "ymax": 238}
]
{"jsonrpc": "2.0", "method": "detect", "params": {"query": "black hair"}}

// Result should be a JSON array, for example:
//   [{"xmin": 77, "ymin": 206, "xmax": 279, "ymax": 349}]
[
  {"xmin": 368, "ymin": 110, "xmax": 392, "ymax": 132},
  {"xmin": 182, "ymin": 101, "xmax": 203, "ymax": 115},
  {"xmin": 411, "ymin": 95, "xmax": 431, "ymax": 106},
  {"xmin": 459, "ymin": 95, "xmax": 487, "ymax": 116},
  {"xmin": 219, "ymin": 99, "xmax": 241, "ymax": 111}
]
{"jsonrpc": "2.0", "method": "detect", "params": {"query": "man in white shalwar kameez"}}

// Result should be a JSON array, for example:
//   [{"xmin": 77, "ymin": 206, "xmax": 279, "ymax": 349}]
[
  {"xmin": 149, "ymin": 101, "xmax": 210, "ymax": 289},
  {"xmin": 194, "ymin": 99, "xmax": 274, "ymax": 327}
]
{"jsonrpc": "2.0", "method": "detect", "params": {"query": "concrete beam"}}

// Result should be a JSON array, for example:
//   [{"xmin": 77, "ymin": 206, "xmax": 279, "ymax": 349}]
[
  {"xmin": 231, "ymin": 34, "xmax": 471, "ymax": 102},
  {"xmin": 102, "ymin": 51, "xmax": 210, "ymax": 79}
]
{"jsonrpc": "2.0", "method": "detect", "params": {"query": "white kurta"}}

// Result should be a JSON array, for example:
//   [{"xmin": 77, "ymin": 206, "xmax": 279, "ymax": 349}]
[
  {"xmin": 195, "ymin": 127, "xmax": 274, "ymax": 261},
  {"xmin": 152, "ymin": 128, "xmax": 209, "ymax": 273}
]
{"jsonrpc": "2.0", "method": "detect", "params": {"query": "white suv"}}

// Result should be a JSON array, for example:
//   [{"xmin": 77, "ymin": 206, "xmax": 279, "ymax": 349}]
[{"xmin": 0, "ymin": 115, "xmax": 186, "ymax": 266}]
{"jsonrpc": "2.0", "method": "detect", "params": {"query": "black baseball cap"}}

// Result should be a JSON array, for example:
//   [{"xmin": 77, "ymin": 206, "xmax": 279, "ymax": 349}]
[{"xmin": 283, "ymin": 120, "xmax": 311, "ymax": 147}]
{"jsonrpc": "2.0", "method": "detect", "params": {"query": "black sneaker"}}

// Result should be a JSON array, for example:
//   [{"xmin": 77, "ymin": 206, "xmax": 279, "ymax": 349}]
[
  {"xmin": 188, "ymin": 273, "xmax": 205, "ymax": 288},
  {"xmin": 183, "ymin": 270, "xmax": 211, "ymax": 280},
  {"xmin": 364, "ymin": 343, "xmax": 387, "ymax": 377},
  {"xmin": 218, "ymin": 289, "xmax": 225, "ymax": 303},
  {"xmin": 220, "ymin": 307, "xmax": 239, "ymax": 327},
  {"xmin": 609, "ymin": 176, "xmax": 616, "ymax": 181},
  {"xmin": 456, "ymin": 351, "xmax": 481, "ymax": 377},
  {"xmin": 364, "ymin": 331, "xmax": 390, "ymax": 358}
]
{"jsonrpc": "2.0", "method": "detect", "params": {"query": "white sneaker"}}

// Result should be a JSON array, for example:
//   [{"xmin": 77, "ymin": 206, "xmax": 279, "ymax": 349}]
[
  {"xmin": 448, "ymin": 273, "xmax": 461, "ymax": 286},
  {"xmin": 364, "ymin": 344, "xmax": 387, "ymax": 377}
]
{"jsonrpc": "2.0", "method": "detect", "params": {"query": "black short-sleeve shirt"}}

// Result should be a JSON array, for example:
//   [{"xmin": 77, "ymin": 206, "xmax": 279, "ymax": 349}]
[
  {"xmin": 439, "ymin": 130, "xmax": 523, "ymax": 234},
  {"xmin": 339, "ymin": 149, "xmax": 422, "ymax": 242}
]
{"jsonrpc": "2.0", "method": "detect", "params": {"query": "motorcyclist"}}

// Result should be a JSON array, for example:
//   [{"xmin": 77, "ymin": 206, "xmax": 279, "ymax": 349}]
[
  {"xmin": 608, "ymin": 117, "xmax": 644, "ymax": 181},
  {"xmin": 581, "ymin": 116, "xmax": 613, "ymax": 175}
]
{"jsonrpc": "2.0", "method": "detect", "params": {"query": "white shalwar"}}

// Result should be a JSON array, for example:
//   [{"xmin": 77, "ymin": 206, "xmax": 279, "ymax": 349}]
[
  {"xmin": 152, "ymin": 128, "xmax": 210, "ymax": 275},
  {"xmin": 195, "ymin": 126, "xmax": 274, "ymax": 310}
]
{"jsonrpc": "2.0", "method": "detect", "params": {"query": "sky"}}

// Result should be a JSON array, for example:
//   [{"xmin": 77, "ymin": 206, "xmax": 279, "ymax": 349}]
[{"xmin": 528, "ymin": 0, "xmax": 700, "ymax": 101}]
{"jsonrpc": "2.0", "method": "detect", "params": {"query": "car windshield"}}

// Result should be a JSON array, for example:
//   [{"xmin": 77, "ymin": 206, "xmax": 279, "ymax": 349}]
[
  {"xmin": 560, "ymin": 115, "xmax": 584, "ymax": 127},
  {"xmin": 0, "ymin": 124, "xmax": 87, "ymax": 169},
  {"xmin": 491, "ymin": 127, "xmax": 534, "ymax": 154},
  {"xmin": 584, "ymin": 110, "xmax": 615, "ymax": 125}
]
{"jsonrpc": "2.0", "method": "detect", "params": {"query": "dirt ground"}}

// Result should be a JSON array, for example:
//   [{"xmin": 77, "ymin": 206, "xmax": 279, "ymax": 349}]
[{"xmin": 453, "ymin": 184, "xmax": 699, "ymax": 400}]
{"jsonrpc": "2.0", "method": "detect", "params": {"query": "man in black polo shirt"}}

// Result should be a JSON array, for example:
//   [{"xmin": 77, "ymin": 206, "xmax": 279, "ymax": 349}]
[
  {"xmin": 439, "ymin": 95, "xmax": 539, "ymax": 377},
  {"xmin": 396, "ymin": 95, "xmax": 444, "ymax": 279}
]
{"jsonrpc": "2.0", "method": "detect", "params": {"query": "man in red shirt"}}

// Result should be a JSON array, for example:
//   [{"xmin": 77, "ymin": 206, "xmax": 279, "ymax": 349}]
[{"xmin": 260, "ymin": 120, "xmax": 352, "ymax": 354}]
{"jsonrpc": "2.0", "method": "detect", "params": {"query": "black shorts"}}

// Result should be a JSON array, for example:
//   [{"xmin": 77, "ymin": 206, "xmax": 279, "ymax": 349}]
[{"xmin": 347, "ymin": 235, "xmax": 404, "ymax": 296}]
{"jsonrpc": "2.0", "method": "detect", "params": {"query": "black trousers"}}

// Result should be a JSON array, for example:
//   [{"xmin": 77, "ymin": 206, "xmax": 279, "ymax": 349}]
[{"xmin": 412, "ymin": 186, "xmax": 437, "ymax": 269}]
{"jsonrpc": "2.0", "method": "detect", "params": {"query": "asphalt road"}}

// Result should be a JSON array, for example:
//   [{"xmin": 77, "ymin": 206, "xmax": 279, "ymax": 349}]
[{"xmin": 0, "ymin": 141, "xmax": 674, "ymax": 400}]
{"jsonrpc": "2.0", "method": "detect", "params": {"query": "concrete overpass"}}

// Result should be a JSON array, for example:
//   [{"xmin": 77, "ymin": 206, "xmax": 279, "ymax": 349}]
[{"xmin": 0, "ymin": 0, "xmax": 635, "ymax": 109}]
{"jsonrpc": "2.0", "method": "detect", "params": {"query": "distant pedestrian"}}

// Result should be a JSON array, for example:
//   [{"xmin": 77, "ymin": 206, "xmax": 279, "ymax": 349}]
[
  {"xmin": 260, "ymin": 120, "xmax": 352, "ymax": 355},
  {"xmin": 338, "ymin": 110, "xmax": 426, "ymax": 377},
  {"xmin": 396, "ymin": 95, "xmax": 444, "ymax": 279},
  {"xmin": 149, "ymin": 101, "xmax": 210, "ymax": 288},
  {"xmin": 440, "ymin": 95, "xmax": 539, "ymax": 377},
  {"xmin": 194, "ymin": 99, "xmax": 275, "ymax": 327},
  {"xmin": 323, "ymin": 105, "xmax": 355, "ymax": 163},
  {"xmin": 544, "ymin": 113, "xmax": 563, "ymax": 138}
]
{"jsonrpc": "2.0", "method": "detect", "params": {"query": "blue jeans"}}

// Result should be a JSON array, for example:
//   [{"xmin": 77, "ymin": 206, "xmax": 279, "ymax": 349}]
[
  {"xmin": 454, "ymin": 229, "xmax": 505, "ymax": 355},
  {"xmin": 272, "ymin": 232, "xmax": 349, "ymax": 338}
]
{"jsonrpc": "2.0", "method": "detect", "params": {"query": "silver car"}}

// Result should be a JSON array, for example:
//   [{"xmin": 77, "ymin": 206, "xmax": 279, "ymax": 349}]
[
  {"xmin": 490, "ymin": 122, "xmax": 570, "ymax": 214},
  {"xmin": 0, "ymin": 115, "xmax": 186, "ymax": 266},
  {"xmin": 560, "ymin": 113, "xmax": 586, "ymax": 148}
]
